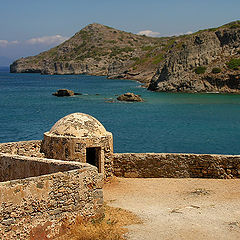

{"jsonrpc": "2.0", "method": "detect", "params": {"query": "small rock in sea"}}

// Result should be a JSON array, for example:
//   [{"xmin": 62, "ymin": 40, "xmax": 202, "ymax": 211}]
[
  {"xmin": 117, "ymin": 92, "xmax": 143, "ymax": 102},
  {"xmin": 52, "ymin": 89, "xmax": 74, "ymax": 97}
]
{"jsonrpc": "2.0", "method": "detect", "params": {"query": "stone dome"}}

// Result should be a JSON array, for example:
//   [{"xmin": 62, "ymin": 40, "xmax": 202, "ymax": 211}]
[{"xmin": 48, "ymin": 113, "xmax": 107, "ymax": 138}]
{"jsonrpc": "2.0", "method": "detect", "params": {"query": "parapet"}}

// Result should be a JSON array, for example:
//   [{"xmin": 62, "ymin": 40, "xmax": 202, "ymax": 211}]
[{"xmin": 0, "ymin": 152, "xmax": 103, "ymax": 239}]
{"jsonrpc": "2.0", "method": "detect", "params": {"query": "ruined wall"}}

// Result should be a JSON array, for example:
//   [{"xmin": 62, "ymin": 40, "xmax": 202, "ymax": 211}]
[
  {"xmin": 113, "ymin": 153, "xmax": 240, "ymax": 179},
  {"xmin": 0, "ymin": 138, "xmax": 114, "ymax": 178},
  {"xmin": 0, "ymin": 140, "xmax": 44, "ymax": 158},
  {"xmin": 0, "ymin": 154, "xmax": 79, "ymax": 182},
  {"xmin": 0, "ymin": 155, "xmax": 103, "ymax": 240}
]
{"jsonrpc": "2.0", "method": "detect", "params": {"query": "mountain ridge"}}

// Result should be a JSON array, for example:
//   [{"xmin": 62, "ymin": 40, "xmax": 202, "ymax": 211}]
[{"xmin": 10, "ymin": 21, "xmax": 240, "ymax": 93}]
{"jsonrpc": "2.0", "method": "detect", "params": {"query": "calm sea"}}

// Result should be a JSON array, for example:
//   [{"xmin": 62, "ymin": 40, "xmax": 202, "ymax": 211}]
[{"xmin": 0, "ymin": 66, "xmax": 240, "ymax": 154}]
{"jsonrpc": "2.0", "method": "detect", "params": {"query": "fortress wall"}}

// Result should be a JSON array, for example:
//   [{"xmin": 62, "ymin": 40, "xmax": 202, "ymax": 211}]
[
  {"xmin": 113, "ymin": 153, "xmax": 240, "ymax": 179},
  {"xmin": 0, "ymin": 154, "xmax": 80, "ymax": 182},
  {"xmin": 0, "ymin": 140, "xmax": 44, "ymax": 158},
  {"xmin": 0, "ymin": 154, "xmax": 103, "ymax": 240}
]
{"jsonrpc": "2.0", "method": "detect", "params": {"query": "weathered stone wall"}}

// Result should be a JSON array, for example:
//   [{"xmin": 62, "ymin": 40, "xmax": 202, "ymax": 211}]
[
  {"xmin": 42, "ymin": 134, "xmax": 114, "ymax": 178},
  {"xmin": 0, "ymin": 155, "xmax": 103, "ymax": 240},
  {"xmin": 0, "ymin": 140, "xmax": 44, "ymax": 158},
  {"xmin": 113, "ymin": 153, "xmax": 240, "ymax": 179},
  {"xmin": 0, "ymin": 138, "xmax": 114, "ymax": 178},
  {"xmin": 0, "ymin": 154, "xmax": 79, "ymax": 182}
]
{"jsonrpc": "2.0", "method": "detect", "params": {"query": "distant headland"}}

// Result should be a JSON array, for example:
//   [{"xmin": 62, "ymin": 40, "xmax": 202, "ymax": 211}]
[{"xmin": 10, "ymin": 21, "xmax": 240, "ymax": 93}]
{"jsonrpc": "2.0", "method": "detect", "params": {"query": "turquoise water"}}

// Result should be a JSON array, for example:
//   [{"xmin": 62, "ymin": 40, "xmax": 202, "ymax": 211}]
[{"xmin": 0, "ymin": 66, "xmax": 240, "ymax": 154}]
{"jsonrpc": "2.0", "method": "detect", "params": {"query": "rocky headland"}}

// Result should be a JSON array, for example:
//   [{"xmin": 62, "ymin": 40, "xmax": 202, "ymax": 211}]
[{"xmin": 10, "ymin": 21, "xmax": 240, "ymax": 93}]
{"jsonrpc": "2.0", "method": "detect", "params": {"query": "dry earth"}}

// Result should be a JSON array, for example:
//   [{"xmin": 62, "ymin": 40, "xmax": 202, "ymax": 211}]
[{"xmin": 104, "ymin": 177, "xmax": 240, "ymax": 240}]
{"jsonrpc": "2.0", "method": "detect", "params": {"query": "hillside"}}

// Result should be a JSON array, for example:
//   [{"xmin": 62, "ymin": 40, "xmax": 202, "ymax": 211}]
[{"xmin": 10, "ymin": 21, "xmax": 240, "ymax": 93}]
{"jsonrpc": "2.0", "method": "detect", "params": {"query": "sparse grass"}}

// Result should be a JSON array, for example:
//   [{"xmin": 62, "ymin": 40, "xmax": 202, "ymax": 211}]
[
  {"xmin": 141, "ymin": 45, "xmax": 155, "ymax": 51},
  {"xmin": 110, "ymin": 46, "xmax": 134, "ymax": 57},
  {"xmin": 208, "ymin": 27, "xmax": 218, "ymax": 32},
  {"xmin": 79, "ymin": 30, "xmax": 91, "ymax": 40},
  {"xmin": 56, "ymin": 205, "xmax": 141, "ymax": 240},
  {"xmin": 133, "ymin": 57, "xmax": 148, "ymax": 66},
  {"xmin": 106, "ymin": 40, "xmax": 117, "ymax": 44},
  {"xmin": 130, "ymin": 57, "xmax": 140, "ymax": 61},
  {"xmin": 162, "ymin": 39, "xmax": 175, "ymax": 51},
  {"xmin": 152, "ymin": 53, "xmax": 165, "ymax": 64}
]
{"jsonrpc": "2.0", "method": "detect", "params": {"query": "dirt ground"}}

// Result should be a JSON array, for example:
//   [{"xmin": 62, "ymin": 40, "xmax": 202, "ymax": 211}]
[{"xmin": 103, "ymin": 177, "xmax": 240, "ymax": 240}]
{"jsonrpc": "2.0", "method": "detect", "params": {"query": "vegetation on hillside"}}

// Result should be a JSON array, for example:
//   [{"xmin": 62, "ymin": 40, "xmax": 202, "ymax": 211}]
[
  {"xmin": 195, "ymin": 66, "xmax": 207, "ymax": 74},
  {"xmin": 227, "ymin": 58, "xmax": 240, "ymax": 70}
]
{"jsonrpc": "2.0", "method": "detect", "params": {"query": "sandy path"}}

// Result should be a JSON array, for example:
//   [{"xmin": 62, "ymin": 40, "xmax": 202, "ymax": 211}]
[{"xmin": 103, "ymin": 178, "xmax": 240, "ymax": 240}]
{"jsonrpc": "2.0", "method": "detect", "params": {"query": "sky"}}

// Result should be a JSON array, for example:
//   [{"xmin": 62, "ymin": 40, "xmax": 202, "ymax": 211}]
[{"xmin": 0, "ymin": 0, "xmax": 239, "ymax": 65}]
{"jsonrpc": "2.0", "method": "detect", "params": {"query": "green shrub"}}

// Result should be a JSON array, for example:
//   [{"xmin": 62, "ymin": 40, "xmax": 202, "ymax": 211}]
[
  {"xmin": 195, "ymin": 66, "xmax": 206, "ymax": 74},
  {"xmin": 211, "ymin": 67, "xmax": 221, "ymax": 74},
  {"xmin": 227, "ymin": 58, "xmax": 240, "ymax": 70}
]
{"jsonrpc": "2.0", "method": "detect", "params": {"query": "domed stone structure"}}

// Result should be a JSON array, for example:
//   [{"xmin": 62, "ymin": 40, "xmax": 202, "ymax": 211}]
[{"xmin": 41, "ymin": 113, "xmax": 113, "ymax": 176}]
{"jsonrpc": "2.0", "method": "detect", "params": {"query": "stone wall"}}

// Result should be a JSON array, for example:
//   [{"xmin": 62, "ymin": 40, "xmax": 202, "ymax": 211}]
[
  {"xmin": 0, "ymin": 139, "xmax": 114, "ymax": 178},
  {"xmin": 113, "ymin": 153, "xmax": 240, "ymax": 179},
  {"xmin": 42, "ymin": 134, "xmax": 113, "ymax": 178},
  {"xmin": 0, "ymin": 154, "xmax": 103, "ymax": 240},
  {"xmin": 0, "ymin": 154, "xmax": 79, "ymax": 182},
  {"xmin": 0, "ymin": 140, "xmax": 44, "ymax": 158}
]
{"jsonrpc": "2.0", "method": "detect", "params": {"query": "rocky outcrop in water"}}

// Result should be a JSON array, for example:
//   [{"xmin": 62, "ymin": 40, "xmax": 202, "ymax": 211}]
[
  {"xmin": 53, "ymin": 89, "xmax": 74, "ymax": 97},
  {"xmin": 117, "ymin": 93, "xmax": 143, "ymax": 102},
  {"xmin": 10, "ymin": 21, "xmax": 240, "ymax": 93}
]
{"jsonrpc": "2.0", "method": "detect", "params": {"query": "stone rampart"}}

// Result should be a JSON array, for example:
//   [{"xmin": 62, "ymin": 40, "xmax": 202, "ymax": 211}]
[
  {"xmin": 113, "ymin": 153, "xmax": 240, "ymax": 179},
  {"xmin": 0, "ymin": 140, "xmax": 44, "ymax": 158},
  {"xmin": 0, "ymin": 154, "xmax": 103, "ymax": 240}
]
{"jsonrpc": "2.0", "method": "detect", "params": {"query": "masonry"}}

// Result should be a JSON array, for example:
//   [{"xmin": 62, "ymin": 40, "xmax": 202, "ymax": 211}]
[
  {"xmin": 113, "ymin": 153, "xmax": 240, "ymax": 179},
  {"xmin": 1, "ymin": 112, "xmax": 240, "ymax": 239},
  {"xmin": 0, "ymin": 144, "xmax": 103, "ymax": 239}
]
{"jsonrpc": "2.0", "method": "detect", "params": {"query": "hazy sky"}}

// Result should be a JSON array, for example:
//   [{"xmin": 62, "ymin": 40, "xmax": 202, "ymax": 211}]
[{"xmin": 0, "ymin": 0, "xmax": 239, "ymax": 65}]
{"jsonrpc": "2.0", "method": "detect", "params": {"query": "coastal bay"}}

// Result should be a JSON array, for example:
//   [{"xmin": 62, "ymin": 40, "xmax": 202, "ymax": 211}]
[{"xmin": 1, "ymin": 67, "xmax": 240, "ymax": 154}]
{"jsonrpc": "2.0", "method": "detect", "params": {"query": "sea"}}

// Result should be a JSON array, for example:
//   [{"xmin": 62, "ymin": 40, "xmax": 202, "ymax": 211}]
[{"xmin": 0, "ymin": 66, "xmax": 240, "ymax": 155}]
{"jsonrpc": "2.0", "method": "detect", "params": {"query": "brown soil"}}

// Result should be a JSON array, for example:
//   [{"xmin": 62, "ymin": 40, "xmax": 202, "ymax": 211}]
[{"xmin": 104, "ymin": 177, "xmax": 240, "ymax": 240}]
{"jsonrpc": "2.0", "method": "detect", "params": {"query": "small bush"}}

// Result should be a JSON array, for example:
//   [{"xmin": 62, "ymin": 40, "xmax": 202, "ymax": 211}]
[
  {"xmin": 211, "ymin": 67, "xmax": 221, "ymax": 74},
  {"xmin": 227, "ymin": 58, "xmax": 240, "ymax": 70},
  {"xmin": 55, "ymin": 205, "xmax": 141, "ymax": 240},
  {"xmin": 195, "ymin": 66, "xmax": 206, "ymax": 74}
]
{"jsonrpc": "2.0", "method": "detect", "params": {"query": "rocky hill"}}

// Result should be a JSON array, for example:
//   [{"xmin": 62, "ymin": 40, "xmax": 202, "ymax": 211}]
[{"xmin": 10, "ymin": 21, "xmax": 240, "ymax": 93}]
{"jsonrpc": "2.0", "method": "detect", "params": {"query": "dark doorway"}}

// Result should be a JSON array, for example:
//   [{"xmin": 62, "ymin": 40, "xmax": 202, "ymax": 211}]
[{"xmin": 86, "ymin": 147, "xmax": 101, "ymax": 173}]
